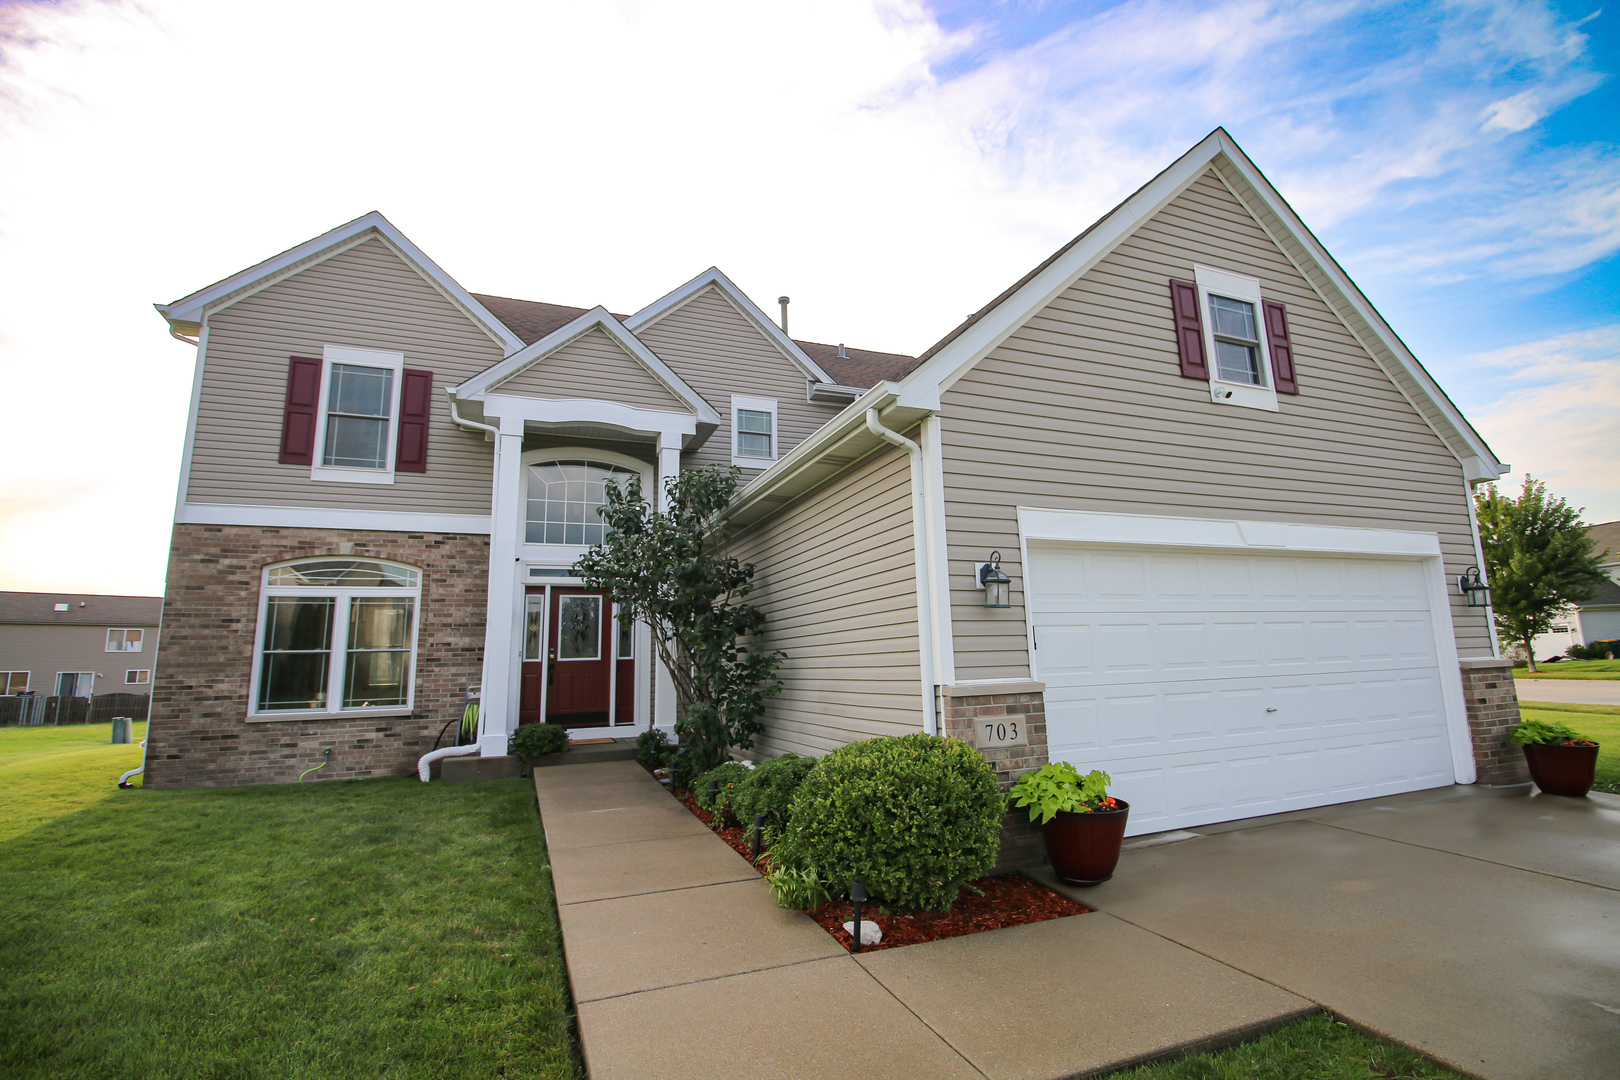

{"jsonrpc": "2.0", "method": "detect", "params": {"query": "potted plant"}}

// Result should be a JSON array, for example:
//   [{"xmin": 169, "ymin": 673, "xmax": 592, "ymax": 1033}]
[
  {"xmin": 510, "ymin": 723, "xmax": 571, "ymax": 774},
  {"xmin": 1509, "ymin": 718, "xmax": 1600, "ymax": 797},
  {"xmin": 1009, "ymin": 762, "xmax": 1129, "ymax": 887}
]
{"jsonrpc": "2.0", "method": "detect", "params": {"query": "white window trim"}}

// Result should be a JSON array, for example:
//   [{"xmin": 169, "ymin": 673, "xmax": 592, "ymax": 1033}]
[
  {"xmin": 1194, "ymin": 264, "xmax": 1278, "ymax": 413},
  {"xmin": 731, "ymin": 394, "xmax": 779, "ymax": 467},
  {"xmin": 2, "ymin": 672, "xmax": 29, "ymax": 693},
  {"xmin": 106, "ymin": 628, "xmax": 145, "ymax": 653},
  {"xmin": 125, "ymin": 669, "xmax": 151, "ymax": 685},
  {"xmin": 56, "ymin": 672, "xmax": 95, "ymax": 698},
  {"xmin": 310, "ymin": 344, "xmax": 405, "ymax": 485},
  {"xmin": 245, "ymin": 558, "xmax": 423, "ymax": 721},
  {"xmin": 520, "ymin": 447, "xmax": 654, "ymax": 555}
]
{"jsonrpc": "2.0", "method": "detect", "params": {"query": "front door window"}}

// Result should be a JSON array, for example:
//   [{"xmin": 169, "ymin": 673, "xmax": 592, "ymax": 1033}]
[{"xmin": 558, "ymin": 595, "xmax": 602, "ymax": 659}]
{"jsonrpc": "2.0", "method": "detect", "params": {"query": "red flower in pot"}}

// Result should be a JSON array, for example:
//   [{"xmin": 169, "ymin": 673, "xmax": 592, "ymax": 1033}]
[
  {"xmin": 1009, "ymin": 763, "xmax": 1129, "ymax": 887},
  {"xmin": 1509, "ymin": 719, "xmax": 1600, "ymax": 798}
]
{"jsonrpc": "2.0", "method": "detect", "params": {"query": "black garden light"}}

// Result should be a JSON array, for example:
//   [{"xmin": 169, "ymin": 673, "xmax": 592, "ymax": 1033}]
[
  {"xmin": 751, "ymin": 814, "xmax": 764, "ymax": 865},
  {"xmin": 850, "ymin": 878, "xmax": 868, "ymax": 953},
  {"xmin": 978, "ymin": 551, "xmax": 1012, "ymax": 608},
  {"xmin": 1458, "ymin": 566, "xmax": 1492, "ymax": 609}
]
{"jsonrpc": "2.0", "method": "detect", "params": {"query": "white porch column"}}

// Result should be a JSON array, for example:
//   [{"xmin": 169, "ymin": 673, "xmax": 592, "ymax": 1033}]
[
  {"xmin": 479, "ymin": 418, "xmax": 527, "ymax": 756},
  {"xmin": 654, "ymin": 437, "xmax": 681, "ymax": 731}
]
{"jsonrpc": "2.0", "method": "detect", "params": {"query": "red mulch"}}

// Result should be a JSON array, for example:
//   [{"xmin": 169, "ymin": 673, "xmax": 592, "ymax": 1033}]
[{"xmin": 665, "ymin": 783, "xmax": 1090, "ymax": 953}]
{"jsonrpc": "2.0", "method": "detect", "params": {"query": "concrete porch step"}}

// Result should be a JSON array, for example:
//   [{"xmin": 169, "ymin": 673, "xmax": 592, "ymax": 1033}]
[{"xmin": 440, "ymin": 739, "xmax": 641, "ymax": 782}]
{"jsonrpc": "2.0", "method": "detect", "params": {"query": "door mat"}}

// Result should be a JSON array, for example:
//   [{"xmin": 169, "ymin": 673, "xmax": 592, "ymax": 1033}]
[{"xmin": 569, "ymin": 738, "xmax": 617, "ymax": 745}]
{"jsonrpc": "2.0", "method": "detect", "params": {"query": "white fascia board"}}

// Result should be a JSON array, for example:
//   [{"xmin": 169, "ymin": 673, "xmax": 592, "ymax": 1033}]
[
  {"xmin": 453, "ymin": 307, "xmax": 722, "ymax": 425},
  {"xmin": 1017, "ymin": 506, "xmax": 1443, "ymax": 558},
  {"xmin": 155, "ymin": 211, "xmax": 526, "ymax": 355},
  {"xmin": 483, "ymin": 393, "xmax": 700, "ymax": 445},
  {"xmin": 624, "ymin": 267, "xmax": 835, "ymax": 385},
  {"xmin": 178, "ymin": 502, "xmax": 492, "ymax": 534}
]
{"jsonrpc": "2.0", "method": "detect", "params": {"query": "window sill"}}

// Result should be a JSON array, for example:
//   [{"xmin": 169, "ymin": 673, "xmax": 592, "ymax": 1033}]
[
  {"xmin": 246, "ymin": 708, "xmax": 415, "ymax": 724},
  {"xmin": 309, "ymin": 465, "xmax": 397, "ymax": 485},
  {"xmin": 1209, "ymin": 380, "xmax": 1278, "ymax": 412},
  {"xmin": 731, "ymin": 456, "xmax": 776, "ymax": 469}
]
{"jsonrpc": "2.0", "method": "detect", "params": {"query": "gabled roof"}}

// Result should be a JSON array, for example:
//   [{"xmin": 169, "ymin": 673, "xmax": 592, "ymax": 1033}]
[
  {"xmin": 0, "ymin": 591, "xmax": 163, "ymax": 627},
  {"xmin": 451, "ymin": 306, "xmax": 722, "ymax": 424},
  {"xmin": 624, "ymin": 267, "xmax": 837, "ymax": 385},
  {"xmin": 154, "ymin": 212, "xmax": 526, "ymax": 354},
  {"xmin": 1586, "ymin": 520, "xmax": 1620, "ymax": 564},
  {"xmin": 893, "ymin": 128, "xmax": 1506, "ymax": 482}
]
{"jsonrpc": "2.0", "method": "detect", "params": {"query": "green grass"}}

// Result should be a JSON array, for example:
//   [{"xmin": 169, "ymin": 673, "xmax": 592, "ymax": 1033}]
[
  {"xmin": 1514, "ymin": 659, "xmax": 1620, "ymax": 680},
  {"xmin": 0, "ymin": 726, "xmax": 582, "ymax": 1080},
  {"xmin": 1518, "ymin": 701, "xmax": 1620, "ymax": 794},
  {"xmin": 0, "ymin": 722, "xmax": 147, "ymax": 843},
  {"xmin": 1112, "ymin": 1012, "xmax": 1464, "ymax": 1079}
]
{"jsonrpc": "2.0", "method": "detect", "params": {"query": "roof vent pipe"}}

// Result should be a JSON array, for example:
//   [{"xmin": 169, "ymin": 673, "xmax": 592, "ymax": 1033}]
[
  {"xmin": 837, "ymin": 343, "xmax": 847, "ymax": 359},
  {"xmin": 777, "ymin": 296, "xmax": 790, "ymax": 333}
]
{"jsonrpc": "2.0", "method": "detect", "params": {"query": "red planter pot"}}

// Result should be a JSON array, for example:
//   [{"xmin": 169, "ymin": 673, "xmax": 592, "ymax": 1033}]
[
  {"xmin": 1522, "ymin": 742, "xmax": 1600, "ymax": 797},
  {"xmin": 1041, "ymin": 801, "xmax": 1130, "ymax": 887}
]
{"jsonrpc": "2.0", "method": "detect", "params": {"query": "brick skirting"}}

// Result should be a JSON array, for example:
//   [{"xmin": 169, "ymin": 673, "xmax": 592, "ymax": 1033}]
[
  {"xmin": 1459, "ymin": 657, "xmax": 1530, "ymax": 786},
  {"xmin": 146, "ymin": 523, "xmax": 489, "ymax": 788},
  {"xmin": 939, "ymin": 682, "xmax": 1051, "ymax": 873}
]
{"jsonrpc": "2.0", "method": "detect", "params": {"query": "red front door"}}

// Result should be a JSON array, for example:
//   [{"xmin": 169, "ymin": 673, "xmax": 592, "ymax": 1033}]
[{"xmin": 539, "ymin": 587, "xmax": 613, "ymax": 728}]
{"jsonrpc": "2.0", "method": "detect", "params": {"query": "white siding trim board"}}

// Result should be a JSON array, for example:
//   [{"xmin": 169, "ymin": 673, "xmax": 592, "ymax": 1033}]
[{"xmin": 177, "ymin": 502, "xmax": 493, "ymax": 534}]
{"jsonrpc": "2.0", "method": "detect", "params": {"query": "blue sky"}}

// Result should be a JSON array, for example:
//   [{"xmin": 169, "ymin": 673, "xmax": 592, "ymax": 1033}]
[{"xmin": 0, "ymin": 0, "xmax": 1614, "ymax": 593}]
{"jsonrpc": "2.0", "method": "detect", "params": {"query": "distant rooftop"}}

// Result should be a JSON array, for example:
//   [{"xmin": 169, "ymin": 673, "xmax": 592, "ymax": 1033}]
[{"xmin": 0, "ymin": 591, "xmax": 163, "ymax": 627}]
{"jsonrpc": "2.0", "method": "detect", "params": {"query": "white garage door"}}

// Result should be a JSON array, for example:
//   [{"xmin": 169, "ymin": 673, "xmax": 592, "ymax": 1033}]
[{"xmin": 1028, "ymin": 540, "xmax": 1456, "ymax": 835}]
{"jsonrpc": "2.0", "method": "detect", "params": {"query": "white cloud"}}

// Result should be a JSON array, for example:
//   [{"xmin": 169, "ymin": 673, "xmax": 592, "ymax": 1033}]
[
  {"xmin": 1469, "ymin": 325, "xmax": 1620, "ymax": 523},
  {"xmin": 1481, "ymin": 89, "xmax": 1544, "ymax": 132}
]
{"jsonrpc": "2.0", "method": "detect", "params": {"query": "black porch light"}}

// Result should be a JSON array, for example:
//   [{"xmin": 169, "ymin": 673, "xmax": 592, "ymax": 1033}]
[
  {"xmin": 1458, "ymin": 566, "xmax": 1492, "ymax": 608},
  {"xmin": 978, "ymin": 551, "xmax": 1012, "ymax": 609}
]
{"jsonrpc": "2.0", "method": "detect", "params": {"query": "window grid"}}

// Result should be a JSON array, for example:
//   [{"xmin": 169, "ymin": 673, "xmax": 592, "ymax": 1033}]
[
  {"xmin": 106, "ymin": 628, "xmax": 144, "ymax": 652},
  {"xmin": 735, "ymin": 409, "xmax": 773, "ymax": 458},
  {"xmin": 525, "ymin": 461, "xmax": 636, "ymax": 546},
  {"xmin": 1208, "ymin": 294, "xmax": 1264, "ymax": 386},
  {"xmin": 322, "ymin": 363, "xmax": 394, "ymax": 469}
]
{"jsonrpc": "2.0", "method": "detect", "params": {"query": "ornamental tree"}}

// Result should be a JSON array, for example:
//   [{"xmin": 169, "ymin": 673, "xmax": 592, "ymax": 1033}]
[
  {"xmin": 1474, "ymin": 476, "xmax": 1609, "ymax": 672},
  {"xmin": 573, "ymin": 465, "xmax": 782, "ymax": 781}
]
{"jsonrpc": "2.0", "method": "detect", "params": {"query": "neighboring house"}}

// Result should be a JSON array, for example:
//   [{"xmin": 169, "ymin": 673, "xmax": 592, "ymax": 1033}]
[
  {"xmin": 146, "ymin": 128, "xmax": 1519, "ymax": 836},
  {"xmin": 0, "ymin": 592, "xmax": 163, "ymax": 699},
  {"xmin": 1528, "ymin": 519, "xmax": 1620, "ymax": 660}
]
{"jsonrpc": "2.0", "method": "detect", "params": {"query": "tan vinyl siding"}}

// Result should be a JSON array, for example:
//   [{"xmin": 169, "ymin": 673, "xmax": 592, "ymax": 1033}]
[
  {"xmin": 941, "ymin": 168, "xmax": 1492, "ymax": 681},
  {"xmin": 633, "ymin": 285, "xmax": 843, "ymax": 471},
  {"xmin": 189, "ymin": 237, "xmax": 503, "ymax": 515},
  {"xmin": 0, "ymin": 623, "xmax": 161, "ymax": 694},
  {"xmin": 492, "ymin": 326, "xmax": 691, "ymax": 413},
  {"xmin": 729, "ymin": 445, "xmax": 921, "ymax": 756}
]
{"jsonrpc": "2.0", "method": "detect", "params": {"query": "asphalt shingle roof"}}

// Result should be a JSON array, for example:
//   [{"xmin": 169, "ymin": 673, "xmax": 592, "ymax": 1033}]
[{"xmin": 0, "ymin": 591, "xmax": 162, "ymax": 627}]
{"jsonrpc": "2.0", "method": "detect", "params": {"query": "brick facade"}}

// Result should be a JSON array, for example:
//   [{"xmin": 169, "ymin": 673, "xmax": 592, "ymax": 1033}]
[
  {"xmin": 147, "ymin": 523, "xmax": 489, "ymax": 788},
  {"xmin": 1459, "ymin": 657, "xmax": 1530, "ymax": 786},
  {"xmin": 939, "ymin": 683, "xmax": 1051, "ymax": 873}
]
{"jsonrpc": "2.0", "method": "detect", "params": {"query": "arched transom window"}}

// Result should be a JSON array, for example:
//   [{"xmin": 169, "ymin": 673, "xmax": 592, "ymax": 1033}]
[
  {"xmin": 526, "ymin": 461, "xmax": 637, "ymax": 546},
  {"xmin": 253, "ymin": 558, "xmax": 421, "ymax": 716}
]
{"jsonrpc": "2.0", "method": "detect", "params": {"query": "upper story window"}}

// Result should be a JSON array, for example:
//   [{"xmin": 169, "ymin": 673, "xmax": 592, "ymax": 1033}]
[
  {"xmin": 308, "ymin": 345, "xmax": 406, "ymax": 485},
  {"xmin": 106, "ymin": 628, "xmax": 144, "ymax": 652},
  {"xmin": 1208, "ymin": 296, "xmax": 1263, "ymax": 386},
  {"xmin": 731, "ymin": 395, "xmax": 778, "ymax": 467},
  {"xmin": 526, "ymin": 461, "xmax": 637, "ymax": 546},
  {"xmin": 1193, "ymin": 265, "xmax": 1279, "ymax": 412},
  {"xmin": 251, "ymin": 558, "xmax": 421, "ymax": 717}
]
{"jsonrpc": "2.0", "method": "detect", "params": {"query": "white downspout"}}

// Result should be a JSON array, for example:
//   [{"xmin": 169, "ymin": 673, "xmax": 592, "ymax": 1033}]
[{"xmin": 865, "ymin": 408, "xmax": 939, "ymax": 733}]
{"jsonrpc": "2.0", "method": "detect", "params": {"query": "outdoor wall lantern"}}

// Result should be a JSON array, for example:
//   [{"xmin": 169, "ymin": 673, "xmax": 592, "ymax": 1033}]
[
  {"xmin": 978, "ymin": 551, "xmax": 1012, "ymax": 608},
  {"xmin": 1458, "ymin": 566, "xmax": 1492, "ymax": 608}
]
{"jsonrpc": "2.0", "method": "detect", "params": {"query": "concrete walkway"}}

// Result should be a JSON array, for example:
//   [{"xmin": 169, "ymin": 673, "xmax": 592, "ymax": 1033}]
[
  {"xmin": 1516, "ymin": 679, "xmax": 1620, "ymax": 705},
  {"xmin": 537, "ymin": 761, "xmax": 1312, "ymax": 1080},
  {"xmin": 1041, "ymin": 785, "xmax": 1620, "ymax": 1080}
]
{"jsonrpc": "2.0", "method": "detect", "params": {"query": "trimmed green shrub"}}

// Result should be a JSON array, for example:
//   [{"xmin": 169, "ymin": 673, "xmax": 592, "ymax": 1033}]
[
  {"xmin": 774, "ymin": 733, "xmax": 1003, "ymax": 912},
  {"xmin": 635, "ymin": 728, "xmax": 671, "ymax": 767},
  {"xmin": 1567, "ymin": 639, "xmax": 1619, "ymax": 661},
  {"xmin": 510, "ymin": 723, "xmax": 569, "ymax": 759},
  {"xmin": 693, "ymin": 761, "xmax": 751, "ymax": 824},
  {"xmin": 729, "ymin": 753, "xmax": 815, "ymax": 835}
]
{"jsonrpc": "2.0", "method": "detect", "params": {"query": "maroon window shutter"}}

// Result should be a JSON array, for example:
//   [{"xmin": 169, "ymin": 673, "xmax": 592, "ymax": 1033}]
[
  {"xmin": 279, "ymin": 357, "xmax": 322, "ymax": 465},
  {"xmin": 1168, "ymin": 279, "xmax": 1208, "ymax": 379},
  {"xmin": 395, "ymin": 368, "xmax": 432, "ymax": 473},
  {"xmin": 1263, "ymin": 300, "xmax": 1298, "ymax": 394}
]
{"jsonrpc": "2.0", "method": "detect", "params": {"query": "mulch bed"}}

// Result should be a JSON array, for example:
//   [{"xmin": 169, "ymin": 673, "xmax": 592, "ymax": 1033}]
[{"xmin": 666, "ymin": 781, "xmax": 1090, "ymax": 953}]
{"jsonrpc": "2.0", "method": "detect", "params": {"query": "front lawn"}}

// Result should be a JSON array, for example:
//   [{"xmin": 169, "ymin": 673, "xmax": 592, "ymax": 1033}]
[
  {"xmin": 1514, "ymin": 659, "xmax": 1620, "ymax": 680},
  {"xmin": 1116, "ymin": 1012, "xmax": 1463, "ymax": 1079},
  {"xmin": 1518, "ymin": 701, "xmax": 1620, "ymax": 794},
  {"xmin": 0, "ymin": 725, "xmax": 581, "ymax": 1080}
]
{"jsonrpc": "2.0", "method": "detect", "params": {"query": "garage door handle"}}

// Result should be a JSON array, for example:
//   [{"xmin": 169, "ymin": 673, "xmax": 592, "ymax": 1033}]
[{"xmin": 1266, "ymin": 708, "xmax": 1278, "ymax": 713}]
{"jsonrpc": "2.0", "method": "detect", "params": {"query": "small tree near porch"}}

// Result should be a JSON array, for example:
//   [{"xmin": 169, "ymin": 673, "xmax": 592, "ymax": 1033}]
[
  {"xmin": 574, "ymin": 465, "xmax": 782, "ymax": 783},
  {"xmin": 1475, "ymin": 476, "xmax": 1609, "ymax": 672}
]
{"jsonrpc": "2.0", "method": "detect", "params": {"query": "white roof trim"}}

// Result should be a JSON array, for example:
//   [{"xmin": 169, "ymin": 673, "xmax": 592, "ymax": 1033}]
[
  {"xmin": 893, "ymin": 129, "xmax": 1502, "ymax": 478},
  {"xmin": 624, "ymin": 267, "xmax": 835, "ymax": 385},
  {"xmin": 154, "ymin": 211, "xmax": 525, "ymax": 355},
  {"xmin": 451, "ymin": 306, "xmax": 722, "ymax": 425}
]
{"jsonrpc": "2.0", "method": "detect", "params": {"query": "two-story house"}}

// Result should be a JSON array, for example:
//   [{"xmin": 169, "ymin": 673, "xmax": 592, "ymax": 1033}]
[{"xmin": 144, "ymin": 129, "xmax": 1526, "ymax": 832}]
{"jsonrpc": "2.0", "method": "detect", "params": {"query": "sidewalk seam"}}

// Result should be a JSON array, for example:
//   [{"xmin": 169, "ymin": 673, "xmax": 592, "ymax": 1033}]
[
  {"xmin": 571, "ymin": 952, "xmax": 839, "ymax": 1005},
  {"xmin": 558, "ymin": 873, "xmax": 767, "ymax": 907},
  {"xmin": 850, "ymin": 959, "xmax": 992, "ymax": 1080},
  {"xmin": 1308, "ymin": 819, "xmax": 1620, "ymax": 894}
]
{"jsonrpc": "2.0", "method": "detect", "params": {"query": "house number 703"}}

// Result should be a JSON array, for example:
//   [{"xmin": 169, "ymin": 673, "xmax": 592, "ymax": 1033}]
[{"xmin": 978, "ymin": 720, "xmax": 1024, "ymax": 748}]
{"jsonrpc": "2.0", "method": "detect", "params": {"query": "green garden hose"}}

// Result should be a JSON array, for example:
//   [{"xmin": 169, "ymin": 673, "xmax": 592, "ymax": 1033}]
[
  {"xmin": 298, "ymin": 747, "xmax": 331, "ymax": 781},
  {"xmin": 459, "ymin": 701, "xmax": 479, "ymax": 745}
]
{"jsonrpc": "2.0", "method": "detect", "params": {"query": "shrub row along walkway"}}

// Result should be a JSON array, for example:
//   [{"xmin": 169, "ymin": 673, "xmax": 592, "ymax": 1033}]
[{"xmin": 537, "ymin": 760, "xmax": 1311, "ymax": 1080}]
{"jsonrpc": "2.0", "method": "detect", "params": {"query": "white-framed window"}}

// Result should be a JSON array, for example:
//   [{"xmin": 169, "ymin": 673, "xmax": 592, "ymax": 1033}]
[
  {"xmin": 125, "ymin": 669, "xmax": 151, "ymax": 685},
  {"xmin": 248, "ymin": 557, "xmax": 422, "ymax": 718},
  {"xmin": 55, "ymin": 672, "xmax": 94, "ymax": 698},
  {"xmin": 615, "ymin": 605, "xmax": 634, "ymax": 660},
  {"xmin": 106, "ymin": 628, "xmax": 144, "ymax": 652},
  {"xmin": 1, "ymin": 672, "xmax": 28, "ymax": 694},
  {"xmin": 525, "ymin": 460, "xmax": 638, "ymax": 546},
  {"xmin": 310, "ymin": 345, "xmax": 405, "ymax": 485},
  {"xmin": 1194, "ymin": 265, "xmax": 1277, "ymax": 412},
  {"xmin": 731, "ymin": 394, "xmax": 778, "ymax": 466}
]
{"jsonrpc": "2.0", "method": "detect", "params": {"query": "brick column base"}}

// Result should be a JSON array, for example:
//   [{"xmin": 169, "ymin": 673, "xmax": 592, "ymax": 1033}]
[
  {"xmin": 940, "ymin": 681, "xmax": 1051, "ymax": 873},
  {"xmin": 1460, "ymin": 657, "xmax": 1530, "ymax": 786}
]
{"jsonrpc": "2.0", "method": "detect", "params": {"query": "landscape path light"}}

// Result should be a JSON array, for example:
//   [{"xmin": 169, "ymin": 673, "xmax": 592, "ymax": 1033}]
[{"xmin": 850, "ymin": 879, "xmax": 868, "ymax": 953}]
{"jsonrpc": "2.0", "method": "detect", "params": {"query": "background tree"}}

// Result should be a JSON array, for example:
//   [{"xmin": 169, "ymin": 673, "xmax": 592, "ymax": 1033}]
[
  {"xmin": 1474, "ymin": 476, "xmax": 1609, "ymax": 672},
  {"xmin": 574, "ymin": 465, "xmax": 782, "ymax": 782}
]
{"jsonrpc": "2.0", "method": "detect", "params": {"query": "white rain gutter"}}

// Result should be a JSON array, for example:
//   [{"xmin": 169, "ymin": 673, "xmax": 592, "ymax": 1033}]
[{"xmin": 864, "ymin": 408, "xmax": 940, "ymax": 734}]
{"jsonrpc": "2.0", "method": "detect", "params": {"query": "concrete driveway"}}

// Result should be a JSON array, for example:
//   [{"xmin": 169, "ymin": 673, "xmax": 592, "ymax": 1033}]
[
  {"xmin": 1039, "ymin": 785, "xmax": 1620, "ymax": 1080},
  {"xmin": 1515, "ymin": 679, "xmax": 1620, "ymax": 706}
]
